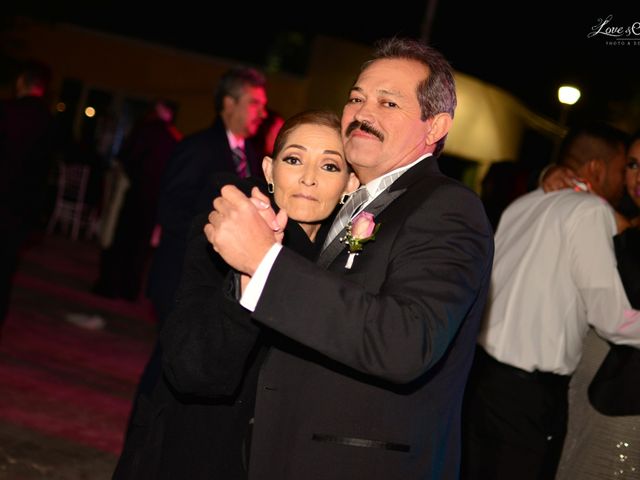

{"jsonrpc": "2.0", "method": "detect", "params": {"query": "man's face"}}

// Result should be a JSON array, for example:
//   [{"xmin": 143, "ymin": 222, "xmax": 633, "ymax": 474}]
[
  {"xmin": 596, "ymin": 144, "xmax": 627, "ymax": 208},
  {"xmin": 341, "ymin": 58, "xmax": 432, "ymax": 184},
  {"xmin": 626, "ymin": 139, "xmax": 640, "ymax": 209},
  {"xmin": 227, "ymin": 86, "xmax": 267, "ymax": 138}
]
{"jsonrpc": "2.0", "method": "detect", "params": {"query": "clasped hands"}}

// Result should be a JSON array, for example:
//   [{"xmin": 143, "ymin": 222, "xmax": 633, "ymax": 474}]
[{"xmin": 204, "ymin": 185, "xmax": 288, "ymax": 277}]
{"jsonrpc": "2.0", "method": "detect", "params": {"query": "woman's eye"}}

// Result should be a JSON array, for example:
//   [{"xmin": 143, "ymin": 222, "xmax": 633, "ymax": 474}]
[
  {"xmin": 322, "ymin": 163, "xmax": 340, "ymax": 172},
  {"xmin": 348, "ymin": 97, "xmax": 362, "ymax": 104},
  {"xmin": 283, "ymin": 156, "xmax": 301, "ymax": 165},
  {"xmin": 627, "ymin": 160, "xmax": 639, "ymax": 170}
]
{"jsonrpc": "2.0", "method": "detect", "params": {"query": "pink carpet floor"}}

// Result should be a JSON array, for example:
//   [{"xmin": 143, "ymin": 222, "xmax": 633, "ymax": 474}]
[{"xmin": 0, "ymin": 235, "xmax": 156, "ymax": 479}]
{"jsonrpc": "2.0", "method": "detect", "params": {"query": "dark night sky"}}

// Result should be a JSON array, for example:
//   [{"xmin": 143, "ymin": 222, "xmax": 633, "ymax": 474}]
[{"xmin": 11, "ymin": 1, "xmax": 640, "ymax": 123}]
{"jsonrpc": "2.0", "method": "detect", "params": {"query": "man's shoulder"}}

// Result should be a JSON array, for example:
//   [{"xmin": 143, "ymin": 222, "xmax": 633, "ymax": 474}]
[
  {"xmin": 550, "ymin": 190, "xmax": 613, "ymax": 216},
  {"xmin": 409, "ymin": 170, "xmax": 483, "ymax": 208},
  {"xmin": 169, "ymin": 125, "xmax": 230, "ymax": 165},
  {"xmin": 181, "ymin": 125, "xmax": 225, "ymax": 146},
  {"xmin": 504, "ymin": 189, "xmax": 614, "ymax": 229}
]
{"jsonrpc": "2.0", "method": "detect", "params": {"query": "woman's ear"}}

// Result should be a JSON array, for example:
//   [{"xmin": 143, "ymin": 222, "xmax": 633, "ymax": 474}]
[
  {"xmin": 262, "ymin": 156, "xmax": 274, "ymax": 183},
  {"xmin": 425, "ymin": 113, "xmax": 452, "ymax": 147},
  {"xmin": 345, "ymin": 172, "xmax": 360, "ymax": 194}
]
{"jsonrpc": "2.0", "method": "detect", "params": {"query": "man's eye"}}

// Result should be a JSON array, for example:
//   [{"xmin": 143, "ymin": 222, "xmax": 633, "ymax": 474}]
[
  {"xmin": 384, "ymin": 101, "xmax": 398, "ymax": 108},
  {"xmin": 627, "ymin": 161, "xmax": 639, "ymax": 170},
  {"xmin": 348, "ymin": 97, "xmax": 362, "ymax": 104}
]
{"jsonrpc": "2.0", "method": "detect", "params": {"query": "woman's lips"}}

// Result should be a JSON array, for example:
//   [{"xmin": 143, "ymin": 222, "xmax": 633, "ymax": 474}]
[{"xmin": 292, "ymin": 193, "xmax": 318, "ymax": 201}]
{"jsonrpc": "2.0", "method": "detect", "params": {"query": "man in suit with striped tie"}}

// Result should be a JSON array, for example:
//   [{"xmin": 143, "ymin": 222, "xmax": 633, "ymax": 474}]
[
  {"xmin": 206, "ymin": 38, "xmax": 493, "ymax": 479},
  {"xmin": 148, "ymin": 66, "xmax": 268, "ymax": 328},
  {"xmin": 130, "ymin": 66, "xmax": 268, "ymax": 425}
]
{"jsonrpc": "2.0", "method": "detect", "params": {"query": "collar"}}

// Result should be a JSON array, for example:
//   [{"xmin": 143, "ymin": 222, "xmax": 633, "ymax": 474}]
[
  {"xmin": 226, "ymin": 130, "xmax": 245, "ymax": 151},
  {"xmin": 364, "ymin": 153, "xmax": 432, "ymax": 198}
]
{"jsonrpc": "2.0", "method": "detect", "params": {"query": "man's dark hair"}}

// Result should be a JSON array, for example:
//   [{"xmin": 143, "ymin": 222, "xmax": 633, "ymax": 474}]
[
  {"xmin": 213, "ymin": 66, "xmax": 266, "ymax": 114},
  {"xmin": 558, "ymin": 121, "xmax": 629, "ymax": 171}
]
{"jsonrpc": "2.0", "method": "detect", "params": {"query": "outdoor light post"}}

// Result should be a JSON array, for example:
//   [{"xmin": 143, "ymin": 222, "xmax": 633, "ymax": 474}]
[
  {"xmin": 552, "ymin": 85, "xmax": 581, "ymax": 162},
  {"xmin": 557, "ymin": 85, "xmax": 581, "ymax": 127}
]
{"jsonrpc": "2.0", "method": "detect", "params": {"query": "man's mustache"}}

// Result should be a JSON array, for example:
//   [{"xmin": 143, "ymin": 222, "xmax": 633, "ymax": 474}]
[{"xmin": 345, "ymin": 121, "xmax": 384, "ymax": 142}]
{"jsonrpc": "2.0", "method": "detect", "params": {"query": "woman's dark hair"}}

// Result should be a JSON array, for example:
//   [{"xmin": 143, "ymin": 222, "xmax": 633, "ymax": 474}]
[{"xmin": 271, "ymin": 110, "xmax": 341, "ymax": 159}]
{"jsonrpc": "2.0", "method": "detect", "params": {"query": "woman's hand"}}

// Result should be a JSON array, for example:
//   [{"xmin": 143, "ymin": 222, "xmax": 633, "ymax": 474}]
[
  {"xmin": 248, "ymin": 187, "xmax": 287, "ymax": 244},
  {"xmin": 540, "ymin": 165, "xmax": 582, "ymax": 192},
  {"xmin": 205, "ymin": 186, "xmax": 282, "ymax": 276}
]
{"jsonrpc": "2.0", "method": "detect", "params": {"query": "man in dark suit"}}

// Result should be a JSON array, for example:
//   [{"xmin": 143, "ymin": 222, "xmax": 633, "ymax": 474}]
[
  {"xmin": 206, "ymin": 38, "xmax": 493, "ymax": 479},
  {"xmin": 147, "ymin": 66, "xmax": 268, "ymax": 325},
  {"xmin": 131, "ymin": 66, "xmax": 267, "ymax": 414},
  {"xmin": 0, "ymin": 60, "xmax": 54, "ymax": 332}
]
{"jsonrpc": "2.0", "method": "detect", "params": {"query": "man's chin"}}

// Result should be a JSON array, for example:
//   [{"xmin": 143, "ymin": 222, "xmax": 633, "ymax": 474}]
[{"xmin": 346, "ymin": 141, "xmax": 380, "ymax": 161}]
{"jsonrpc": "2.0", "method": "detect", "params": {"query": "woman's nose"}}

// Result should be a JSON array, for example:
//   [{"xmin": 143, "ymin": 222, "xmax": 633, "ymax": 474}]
[{"xmin": 300, "ymin": 168, "xmax": 317, "ymax": 186}]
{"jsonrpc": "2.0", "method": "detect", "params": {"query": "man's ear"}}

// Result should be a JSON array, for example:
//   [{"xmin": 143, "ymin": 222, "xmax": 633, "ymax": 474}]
[
  {"xmin": 425, "ymin": 113, "xmax": 452, "ymax": 147},
  {"xmin": 222, "ymin": 95, "xmax": 236, "ymax": 113},
  {"xmin": 262, "ymin": 156, "xmax": 274, "ymax": 183},
  {"xmin": 584, "ymin": 158, "xmax": 605, "ymax": 186}
]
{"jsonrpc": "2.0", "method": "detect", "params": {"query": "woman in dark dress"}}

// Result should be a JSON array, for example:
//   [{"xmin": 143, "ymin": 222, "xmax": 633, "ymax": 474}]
[{"xmin": 113, "ymin": 110, "xmax": 358, "ymax": 479}]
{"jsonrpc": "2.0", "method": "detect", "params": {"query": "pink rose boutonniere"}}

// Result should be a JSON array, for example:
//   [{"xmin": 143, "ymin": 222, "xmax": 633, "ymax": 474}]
[{"xmin": 341, "ymin": 211, "xmax": 381, "ymax": 269}]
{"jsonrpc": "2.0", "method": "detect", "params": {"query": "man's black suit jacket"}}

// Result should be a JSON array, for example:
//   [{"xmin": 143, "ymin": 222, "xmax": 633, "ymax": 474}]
[{"xmin": 246, "ymin": 157, "xmax": 494, "ymax": 480}]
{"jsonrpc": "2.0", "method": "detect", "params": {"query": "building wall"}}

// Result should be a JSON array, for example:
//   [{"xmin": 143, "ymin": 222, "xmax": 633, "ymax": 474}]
[
  {"xmin": 4, "ymin": 17, "xmax": 562, "ymax": 191},
  {"xmin": 4, "ymin": 18, "xmax": 309, "ymax": 135}
]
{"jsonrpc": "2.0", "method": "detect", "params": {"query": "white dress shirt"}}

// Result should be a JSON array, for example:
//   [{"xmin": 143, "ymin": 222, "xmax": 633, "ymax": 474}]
[
  {"xmin": 479, "ymin": 188, "xmax": 640, "ymax": 375},
  {"xmin": 226, "ymin": 130, "xmax": 245, "ymax": 152},
  {"xmin": 240, "ymin": 154, "xmax": 431, "ymax": 311}
]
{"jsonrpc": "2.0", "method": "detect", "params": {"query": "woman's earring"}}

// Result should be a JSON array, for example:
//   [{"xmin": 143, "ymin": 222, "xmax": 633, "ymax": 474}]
[
  {"xmin": 268, "ymin": 182, "xmax": 275, "ymax": 194},
  {"xmin": 339, "ymin": 192, "xmax": 349, "ymax": 205}
]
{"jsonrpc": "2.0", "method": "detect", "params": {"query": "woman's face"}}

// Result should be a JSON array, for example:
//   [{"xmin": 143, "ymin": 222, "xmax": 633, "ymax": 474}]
[
  {"xmin": 627, "ymin": 139, "xmax": 640, "ymax": 208},
  {"xmin": 263, "ymin": 123, "xmax": 358, "ymax": 238}
]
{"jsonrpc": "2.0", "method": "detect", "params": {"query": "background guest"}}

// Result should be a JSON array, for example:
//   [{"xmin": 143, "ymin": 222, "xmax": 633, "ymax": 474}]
[
  {"xmin": 0, "ymin": 59, "xmax": 54, "ymax": 333},
  {"xmin": 250, "ymin": 108, "xmax": 284, "ymax": 157},
  {"xmin": 462, "ymin": 123, "xmax": 640, "ymax": 480},
  {"xmin": 125, "ymin": 66, "xmax": 268, "ymax": 434},
  {"xmin": 146, "ymin": 66, "xmax": 268, "ymax": 327},
  {"xmin": 555, "ymin": 130, "xmax": 640, "ymax": 479},
  {"xmin": 92, "ymin": 99, "xmax": 181, "ymax": 301}
]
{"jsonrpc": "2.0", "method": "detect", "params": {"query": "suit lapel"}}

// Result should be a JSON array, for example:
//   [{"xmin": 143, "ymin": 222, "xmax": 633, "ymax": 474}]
[
  {"xmin": 317, "ymin": 187, "xmax": 406, "ymax": 269},
  {"xmin": 316, "ymin": 156, "xmax": 441, "ymax": 269}
]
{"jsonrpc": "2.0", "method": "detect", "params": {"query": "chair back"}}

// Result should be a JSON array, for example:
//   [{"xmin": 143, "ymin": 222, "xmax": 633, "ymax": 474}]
[{"xmin": 46, "ymin": 162, "xmax": 92, "ymax": 240}]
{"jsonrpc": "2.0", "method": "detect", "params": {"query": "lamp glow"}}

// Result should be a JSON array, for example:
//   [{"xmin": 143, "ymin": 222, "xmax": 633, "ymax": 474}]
[{"xmin": 558, "ymin": 86, "xmax": 581, "ymax": 105}]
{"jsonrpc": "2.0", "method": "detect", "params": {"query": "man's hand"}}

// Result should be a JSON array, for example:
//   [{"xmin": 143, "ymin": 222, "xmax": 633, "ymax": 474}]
[{"xmin": 204, "ymin": 185, "xmax": 286, "ymax": 275}]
